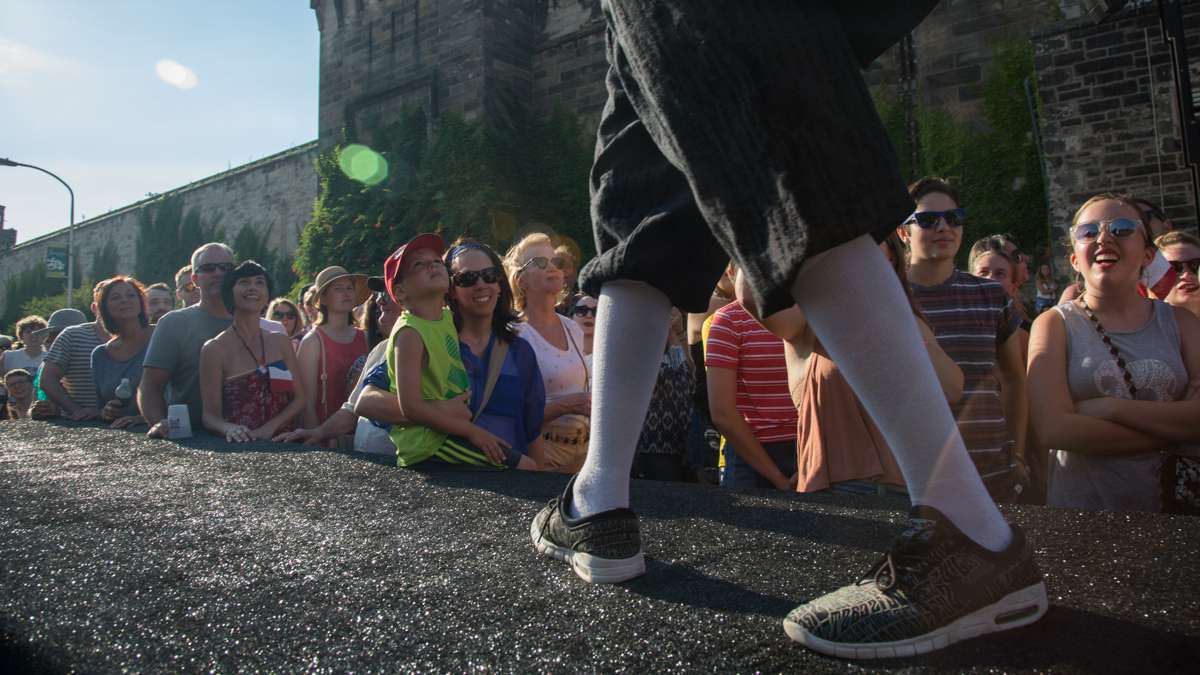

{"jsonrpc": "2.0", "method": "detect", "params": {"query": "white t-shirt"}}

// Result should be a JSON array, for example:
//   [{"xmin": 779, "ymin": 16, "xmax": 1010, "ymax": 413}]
[{"xmin": 516, "ymin": 315, "xmax": 591, "ymax": 402}]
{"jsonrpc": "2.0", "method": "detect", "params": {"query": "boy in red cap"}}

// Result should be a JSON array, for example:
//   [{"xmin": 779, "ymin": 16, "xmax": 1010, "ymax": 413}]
[{"xmin": 384, "ymin": 233, "xmax": 514, "ymax": 467}]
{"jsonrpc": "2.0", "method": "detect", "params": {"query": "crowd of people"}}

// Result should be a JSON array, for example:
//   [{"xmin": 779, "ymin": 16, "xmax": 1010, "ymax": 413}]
[{"xmin": 1, "ymin": 179, "xmax": 1198, "ymax": 515}]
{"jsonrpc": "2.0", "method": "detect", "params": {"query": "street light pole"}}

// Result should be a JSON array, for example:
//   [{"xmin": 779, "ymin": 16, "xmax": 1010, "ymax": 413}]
[{"xmin": 0, "ymin": 157, "xmax": 76, "ymax": 305}]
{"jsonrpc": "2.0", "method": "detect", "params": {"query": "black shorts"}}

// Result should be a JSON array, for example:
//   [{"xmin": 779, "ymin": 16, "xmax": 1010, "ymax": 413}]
[{"xmin": 579, "ymin": 0, "xmax": 933, "ymax": 316}]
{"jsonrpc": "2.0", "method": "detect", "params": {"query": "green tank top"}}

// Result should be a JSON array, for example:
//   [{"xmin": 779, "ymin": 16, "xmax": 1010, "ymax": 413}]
[{"xmin": 386, "ymin": 308, "xmax": 470, "ymax": 466}]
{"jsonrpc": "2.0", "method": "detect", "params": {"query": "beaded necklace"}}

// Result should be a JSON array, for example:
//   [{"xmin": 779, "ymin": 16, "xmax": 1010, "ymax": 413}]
[{"xmin": 1077, "ymin": 296, "xmax": 1138, "ymax": 399}]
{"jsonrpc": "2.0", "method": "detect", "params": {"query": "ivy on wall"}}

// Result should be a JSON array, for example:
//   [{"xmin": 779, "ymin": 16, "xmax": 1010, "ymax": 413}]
[
  {"xmin": 877, "ymin": 40, "xmax": 1050, "ymax": 266},
  {"xmin": 134, "ymin": 195, "xmax": 226, "ymax": 287},
  {"xmin": 295, "ymin": 104, "xmax": 594, "ymax": 286}
]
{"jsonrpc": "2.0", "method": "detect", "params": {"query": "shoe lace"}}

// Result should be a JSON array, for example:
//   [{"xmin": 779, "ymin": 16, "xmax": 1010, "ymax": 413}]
[
  {"xmin": 536, "ymin": 497, "xmax": 559, "ymax": 547},
  {"xmin": 865, "ymin": 519, "xmax": 938, "ymax": 592}
]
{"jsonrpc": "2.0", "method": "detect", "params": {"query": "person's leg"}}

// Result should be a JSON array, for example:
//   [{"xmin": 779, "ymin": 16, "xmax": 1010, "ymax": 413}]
[
  {"xmin": 570, "ymin": 279, "xmax": 671, "ymax": 517},
  {"xmin": 789, "ymin": 236, "xmax": 1011, "ymax": 550},
  {"xmin": 591, "ymin": 0, "xmax": 1045, "ymax": 656}
]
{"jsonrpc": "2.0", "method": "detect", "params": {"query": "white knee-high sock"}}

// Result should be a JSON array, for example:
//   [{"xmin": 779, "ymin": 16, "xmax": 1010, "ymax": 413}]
[
  {"xmin": 570, "ymin": 280, "xmax": 672, "ymax": 518},
  {"xmin": 790, "ymin": 235, "xmax": 1012, "ymax": 551}
]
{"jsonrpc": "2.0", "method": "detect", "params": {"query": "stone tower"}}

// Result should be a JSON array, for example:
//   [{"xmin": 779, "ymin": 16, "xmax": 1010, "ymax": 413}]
[{"xmin": 310, "ymin": 0, "xmax": 608, "ymax": 149}]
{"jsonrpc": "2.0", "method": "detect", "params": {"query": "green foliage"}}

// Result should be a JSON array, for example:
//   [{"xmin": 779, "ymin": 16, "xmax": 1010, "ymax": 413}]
[
  {"xmin": 296, "ymin": 104, "xmax": 594, "ymax": 281},
  {"xmin": 877, "ymin": 40, "xmax": 1050, "ymax": 267},
  {"xmin": 231, "ymin": 226, "xmax": 297, "ymax": 297},
  {"xmin": 134, "ymin": 195, "xmax": 225, "ymax": 286},
  {"xmin": 89, "ymin": 240, "xmax": 121, "ymax": 284},
  {"xmin": 2, "ymin": 263, "xmax": 66, "ymax": 332},
  {"xmin": 19, "ymin": 283, "xmax": 94, "ymax": 325}
]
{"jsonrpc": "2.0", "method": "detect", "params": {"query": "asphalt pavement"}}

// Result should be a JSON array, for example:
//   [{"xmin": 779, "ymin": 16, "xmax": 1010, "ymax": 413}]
[{"xmin": 1, "ymin": 420, "xmax": 1197, "ymax": 673}]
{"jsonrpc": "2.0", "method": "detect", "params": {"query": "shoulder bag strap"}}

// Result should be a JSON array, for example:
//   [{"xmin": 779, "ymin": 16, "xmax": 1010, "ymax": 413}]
[
  {"xmin": 317, "ymin": 327, "xmax": 329, "ymax": 416},
  {"xmin": 562, "ymin": 318, "xmax": 589, "ymax": 393},
  {"xmin": 472, "ymin": 337, "xmax": 509, "ymax": 422}
]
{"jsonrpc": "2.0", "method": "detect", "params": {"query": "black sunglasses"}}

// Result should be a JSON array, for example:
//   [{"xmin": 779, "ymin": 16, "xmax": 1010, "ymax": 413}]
[
  {"xmin": 195, "ymin": 262, "xmax": 235, "ymax": 274},
  {"xmin": 1072, "ymin": 218, "xmax": 1140, "ymax": 241},
  {"xmin": 271, "ymin": 310, "xmax": 298, "ymax": 320},
  {"xmin": 906, "ymin": 208, "xmax": 966, "ymax": 229},
  {"xmin": 453, "ymin": 266, "xmax": 502, "ymax": 287},
  {"xmin": 572, "ymin": 305, "xmax": 597, "ymax": 318},
  {"xmin": 1168, "ymin": 258, "xmax": 1200, "ymax": 276}
]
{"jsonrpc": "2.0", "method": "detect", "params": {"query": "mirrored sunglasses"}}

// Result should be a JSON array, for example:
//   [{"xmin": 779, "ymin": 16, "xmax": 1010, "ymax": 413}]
[
  {"xmin": 906, "ymin": 208, "xmax": 966, "ymax": 229},
  {"xmin": 1072, "ymin": 218, "xmax": 1140, "ymax": 242}
]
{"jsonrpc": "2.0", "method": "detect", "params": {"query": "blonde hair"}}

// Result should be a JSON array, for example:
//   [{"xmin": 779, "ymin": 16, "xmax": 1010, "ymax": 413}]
[
  {"xmin": 1155, "ymin": 230, "xmax": 1200, "ymax": 250},
  {"xmin": 504, "ymin": 232, "xmax": 565, "ymax": 312},
  {"xmin": 14, "ymin": 315, "xmax": 47, "ymax": 337},
  {"xmin": 266, "ymin": 297, "xmax": 305, "ymax": 336}
]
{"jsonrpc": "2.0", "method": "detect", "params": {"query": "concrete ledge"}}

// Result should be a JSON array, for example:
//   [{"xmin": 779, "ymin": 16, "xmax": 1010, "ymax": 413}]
[{"xmin": 1, "ymin": 421, "xmax": 1198, "ymax": 672}]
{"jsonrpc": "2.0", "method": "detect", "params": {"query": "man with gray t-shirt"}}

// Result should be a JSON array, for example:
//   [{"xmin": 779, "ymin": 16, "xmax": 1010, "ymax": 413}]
[{"xmin": 140, "ymin": 243, "xmax": 234, "ymax": 437}]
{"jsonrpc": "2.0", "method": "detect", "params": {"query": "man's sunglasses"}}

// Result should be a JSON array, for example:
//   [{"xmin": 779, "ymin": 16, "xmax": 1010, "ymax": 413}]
[
  {"xmin": 195, "ymin": 262, "xmax": 235, "ymax": 274},
  {"xmin": 452, "ymin": 266, "xmax": 502, "ymax": 287},
  {"xmin": 572, "ymin": 305, "xmax": 597, "ymax": 318},
  {"xmin": 1168, "ymin": 258, "xmax": 1200, "ymax": 276},
  {"xmin": 1072, "ymin": 218, "xmax": 1141, "ymax": 241},
  {"xmin": 519, "ymin": 256, "xmax": 566, "ymax": 272},
  {"xmin": 906, "ymin": 208, "xmax": 966, "ymax": 229},
  {"xmin": 271, "ymin": 310, "xmax": 298, "ymax": 320}
]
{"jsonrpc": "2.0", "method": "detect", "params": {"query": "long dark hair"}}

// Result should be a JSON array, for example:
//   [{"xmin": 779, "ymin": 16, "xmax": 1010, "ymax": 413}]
[
  {"xmin": 97, "ymin": 276, "xmax": 149, "ymax": 336},
  {"xmin": 358, "ymin": 294, "xmax": 386, "ymax": 349},
  {"xmin": 444, "ymin": 238, "xmax": 519, "ymax": 344},
  {"xmin": 882, "ymin": 232, "xmax": 929, "ymax": 327}
]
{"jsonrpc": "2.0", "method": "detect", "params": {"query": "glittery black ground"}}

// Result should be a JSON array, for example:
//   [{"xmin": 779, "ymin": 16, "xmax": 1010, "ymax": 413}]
[{"xmin": 2, "ymin": 420, "xmax": 1197, "ymax": 673}]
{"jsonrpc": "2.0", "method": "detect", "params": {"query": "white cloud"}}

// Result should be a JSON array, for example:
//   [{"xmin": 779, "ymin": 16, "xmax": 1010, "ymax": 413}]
[
  {"xmin": 0, "ymin": 38, "xmax": 87, "ymax": 85},
  {"xmin": 154, "ymin": 58, "xmax": 198, "ymax": 90}
]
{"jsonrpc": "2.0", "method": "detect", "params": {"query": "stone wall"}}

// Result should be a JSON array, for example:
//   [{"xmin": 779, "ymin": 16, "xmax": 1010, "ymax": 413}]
[
  {"xmin": 531, "ymin": 1, "xmax": 606, "ymax": 130},
  {"xmin": 0, "ymin": 142, "xmax": 318, "ymax": 318},
  {"xmin": 1033, "ymin": 0, "xmax": 1199, "ymax": 256},
  {"xmin": 312, "ymin": 0, "xmax": 556, "ymax": 149}
]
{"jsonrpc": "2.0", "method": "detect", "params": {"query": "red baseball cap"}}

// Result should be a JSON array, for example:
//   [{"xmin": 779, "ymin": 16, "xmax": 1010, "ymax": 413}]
[{"xmin": 384, "ymin": 232, "xmax": 446, "ymax": 303}]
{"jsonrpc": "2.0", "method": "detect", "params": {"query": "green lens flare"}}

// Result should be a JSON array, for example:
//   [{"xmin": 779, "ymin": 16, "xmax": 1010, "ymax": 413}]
[{"xmin": 338, "ymin": 144, "xmax": 389, "ymax": 185}]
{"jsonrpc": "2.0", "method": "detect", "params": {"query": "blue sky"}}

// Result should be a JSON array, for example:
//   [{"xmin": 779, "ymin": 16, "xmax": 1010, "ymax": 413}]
[{"xmin": 0, "ymin": 1, "xmax": 318, "ymax": 243}]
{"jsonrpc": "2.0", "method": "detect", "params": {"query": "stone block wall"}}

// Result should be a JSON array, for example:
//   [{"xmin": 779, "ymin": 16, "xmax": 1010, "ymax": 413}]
[
  {"xmin": 0, "ymin": 142, "xmax": 318, "ymax": 318},
  {"xmin": 531, "ymin": 1, "xmax": 606, "ymax": 130},
  {"xmin": 870, "ymin": 0, "xmax": 1067, "ymax": 123},
  {"xmin": 1033, "ymin": 0, "xmax": 1199, "ymax": 258}
]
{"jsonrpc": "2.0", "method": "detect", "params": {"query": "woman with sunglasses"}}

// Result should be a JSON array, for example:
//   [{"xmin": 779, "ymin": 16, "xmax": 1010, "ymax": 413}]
[
  {"xmin": 901, "ymin": 177, "xmax": 1029, "ymax": 502},
  {"xmin": 439, "ymin": 239, "xmax": 546, "ymax": 469},
  {"xmin": 267, "ymin": 298, "xmax": 305, "ymax": 346},
  {"xmin": 569, "ymin": 294, "xmax": 597, "ymax": 356},
  {"xmin": 505, "ymin": 232, "xmax": 591, "ymax": 473},
  {"xmin": 1027, "ymin": 193, "xmax": 1200, "ymax": 512}
]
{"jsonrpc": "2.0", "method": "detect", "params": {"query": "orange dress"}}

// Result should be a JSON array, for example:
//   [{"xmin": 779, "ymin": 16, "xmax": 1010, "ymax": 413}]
[{"xmin": 795, "ymin": 342, "xmax": 906, "ymax": 493}]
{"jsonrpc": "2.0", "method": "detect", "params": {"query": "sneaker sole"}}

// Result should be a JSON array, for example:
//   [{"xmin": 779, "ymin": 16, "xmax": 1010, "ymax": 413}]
[
  {"xmin": 782, "ymin": 581, "xmax": 1048, "ymax": 660},
  {"xmin": 529, "ymin": 514, "xmax": 646, "ymax": 584}
]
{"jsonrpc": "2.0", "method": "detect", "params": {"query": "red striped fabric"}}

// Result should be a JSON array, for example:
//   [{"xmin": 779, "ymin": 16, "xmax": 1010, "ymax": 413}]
[{"xmin": 705, "ymin": 302, "xmax": 798, "ymax": 443}]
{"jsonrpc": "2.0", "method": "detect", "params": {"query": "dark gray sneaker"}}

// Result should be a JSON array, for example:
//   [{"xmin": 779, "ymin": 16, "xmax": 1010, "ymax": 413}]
[
  {"xmin": 530, "ymin": 477, "xmax": 645, "ymax": 583},
  {"xmin": 783, "ymin": 506, "xmax": 1048, "ymax": 659}
]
